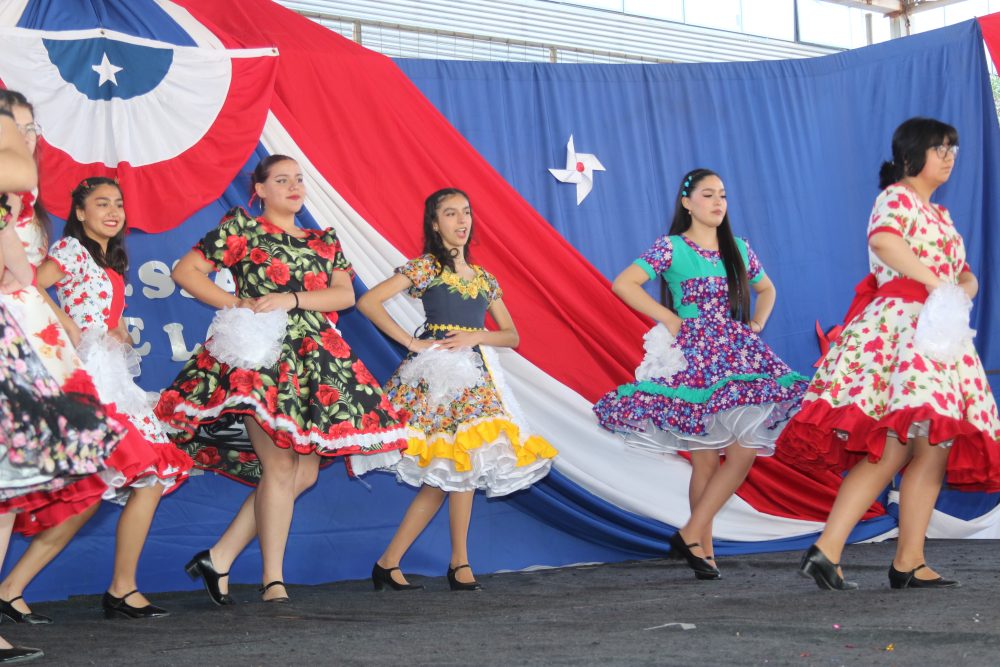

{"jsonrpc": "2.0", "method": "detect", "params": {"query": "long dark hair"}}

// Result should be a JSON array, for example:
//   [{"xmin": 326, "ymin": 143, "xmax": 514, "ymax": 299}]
[
  {"xmin": 665, "ymin": 168, "xmax": 750, "ymax": 323},
  {"xmin": 64, "ymin": 177, "xmax": 128, "ymax": 275},
  {"xmin": 0, "ymin": 89, "xmax": 52, "ymax": 242},
  {"xmin": 878, "ymin": 117, "xmax": 959, "ymax": 190},
  {"xmin": 250, "ymin": 154, "xmax": 297, "ymax": 210},
  {"xmin": 422, "ymin": 188, "xmax": 473, "ymax": 273}
]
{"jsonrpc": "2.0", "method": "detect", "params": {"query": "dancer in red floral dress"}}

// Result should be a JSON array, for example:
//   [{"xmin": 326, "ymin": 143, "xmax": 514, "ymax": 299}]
[
  {"xmin": 778, "ymin": 118, "xmax": 999, "ymax": 591},
  {"xmin": 157, "ymin": 155, "xmax": 406, "ymax": 604}
]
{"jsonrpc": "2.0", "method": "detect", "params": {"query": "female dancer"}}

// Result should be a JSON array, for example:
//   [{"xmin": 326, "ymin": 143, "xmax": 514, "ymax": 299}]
[
  {"xmin": 0, "ymin": 177, "xmax": 192, "ymax": 621},
  {"xmin": 157, "ymin": 155, "xmax": 406, "ymax": 604},
  {"xmin": 593, "ymin": 169, "xmax": 807, "ymax": 580},
  {"xmin": 359, "ymin": 188, "xmax": 556, "ymax": 591},
  {"xmin": 0, "ymin": 92, "xmax": 121, "ymax": 546},
  {"xmin": 0, "ymin": 98, "xmax": 118, "ymax": 661},
  {"xmin": 778, "ymin": 118, "xmax": 999, "ymax": 590}
]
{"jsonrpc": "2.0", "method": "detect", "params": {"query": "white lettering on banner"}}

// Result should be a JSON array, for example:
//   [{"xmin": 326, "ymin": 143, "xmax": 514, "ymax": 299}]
[
  {"xmin": 137, "ymin": 259, "xmax": 236, "ymax": 300},
  {"xmin": 124, "ymin": 317, "xmax": 151, "ymax": 358},
  {"xmin": 163, "ymin": 322, "xmax": 198, "ymax": 362},
  {"xmin": 139, "ymin": 260, "xmax": 175, "ymax": 299},
  {"xmin": 126, "ymin": 259, "xmax": 235, "ymax": 362}
]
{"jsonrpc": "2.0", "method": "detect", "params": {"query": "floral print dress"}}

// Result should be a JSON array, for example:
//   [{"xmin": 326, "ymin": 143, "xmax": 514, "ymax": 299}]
[
  {"xmin": 383, "ymin": 255, "xmax": 557, "ymax": 496},
  {"xmin": 155, "ymin": 207, "xmax": 407, "ymax": 485},
  {"xmin": 48, "ymin": 236, "xmax": 193, "ymax": 501},
  {"xmin": 0, "ymin": 213, "xmax": 122, "ymax": 534},
  {"xmin": 593, "ymin": 235, "xmax": 808, "ymax": 454},
  {"xmin": 776, "ymin": 184, "xmax": 1000, "ymax": 491}
]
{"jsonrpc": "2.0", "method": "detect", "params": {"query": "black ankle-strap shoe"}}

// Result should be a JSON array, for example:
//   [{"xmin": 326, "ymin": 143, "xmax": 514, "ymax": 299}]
[
  {"xmin": 0, "ymin": 645, "xmax": 43, "ymax": 663},
  {"xmin": 102, "ymin": 590, "xmax": 169, "ymax": 619},
  {"xmin": 668, "ymin": 532, "xmax": 721, "ymax": 580},
  {"xmin": 888, "ymin": 563, "xmax": 960, "ymax": 589},
  {"xmin": 185, "ymin": 549, "xmax": 235, "ymax": 606},
  {"xmin": 0, "ymin": 596, "xmax": 52, "ymax": 625},
  {"xmin": 799, "ymin": 545, "xmax": 858, "ymax": 591},
  {"xmin": 372, "ymin": 563, "xmax": 424, "ymax": 591},
  {"xmin": 259, "ymin": 580, "xmax": 290, "ymax": 603},
  {"xmin": 447, "ymin": 564, "xmax": 482, "ymax": 591}
]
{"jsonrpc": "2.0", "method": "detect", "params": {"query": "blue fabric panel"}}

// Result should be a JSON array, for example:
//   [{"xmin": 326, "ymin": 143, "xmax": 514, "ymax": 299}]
[
  {"xmin": 395, "ymin": 20, "xmax": 1000, "ymax": 376},
  {"xmin": 17, "ymin": 0, "xmax": 198, "ymax": 46}
]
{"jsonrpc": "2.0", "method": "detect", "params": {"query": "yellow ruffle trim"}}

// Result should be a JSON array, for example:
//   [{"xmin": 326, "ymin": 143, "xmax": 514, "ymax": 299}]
[{"xmin": 404, "ymin": 417, "xmax": 558, "ymax": 472}]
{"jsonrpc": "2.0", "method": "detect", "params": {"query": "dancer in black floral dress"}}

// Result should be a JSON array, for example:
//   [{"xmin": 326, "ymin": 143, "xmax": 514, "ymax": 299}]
[{"xmin": 156, "ymin": 155, "xmax": 407, "ymax": 604}]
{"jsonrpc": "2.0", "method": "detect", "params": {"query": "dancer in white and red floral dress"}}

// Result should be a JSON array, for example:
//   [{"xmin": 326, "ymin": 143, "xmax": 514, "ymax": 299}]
[
  {"xmin": 0, "ymin": 94, "xmax": 122, "ymax": 661},
  {"xmin": 779, "ymin": 118, "xmax": 1000, "ymax": 591},
  {"xmin": 0, "ymin": 177, "xmax": 193, "ymax": 622},
  {"xmin": 0, "ymin": 92, "xmax": 116, "ymax": 533}
]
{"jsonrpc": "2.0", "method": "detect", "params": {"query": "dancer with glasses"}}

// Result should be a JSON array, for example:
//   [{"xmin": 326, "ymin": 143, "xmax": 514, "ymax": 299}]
[{"xmin": 778, "ymin": 117, "xmax": 999, "ymax": 590}]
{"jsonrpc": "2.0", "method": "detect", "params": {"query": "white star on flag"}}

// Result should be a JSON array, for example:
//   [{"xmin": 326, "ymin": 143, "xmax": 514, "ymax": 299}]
[
  {"xmin": 92, "ymin": 53, "xmax": 123, "ymax": 86},
  {"xmin": 548, "ymin": 135, "xmax": 605, "ymax": 205}
]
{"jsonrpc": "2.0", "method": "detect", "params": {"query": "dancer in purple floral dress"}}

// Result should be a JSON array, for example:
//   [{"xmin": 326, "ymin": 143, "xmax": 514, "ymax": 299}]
[{"xmin": 594, "ymin": 168, "xmax": 807, "ymax": 580}]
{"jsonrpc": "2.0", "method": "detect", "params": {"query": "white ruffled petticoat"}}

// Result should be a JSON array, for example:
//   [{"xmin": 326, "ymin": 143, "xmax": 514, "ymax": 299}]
[
  {"xmin": 77, "ymin": 329, "xmax": 180, "ymax": 501},
  {"xmin": 622, "ymin": 404, "xmax": 788, "ymax": 456},
  {"xmin": 352, "ymin": 346, "xmax": 554, "ymax": 495},
  {"xmin": 204, "ymin": 307, "xmax": 288, "ymax": 370}
]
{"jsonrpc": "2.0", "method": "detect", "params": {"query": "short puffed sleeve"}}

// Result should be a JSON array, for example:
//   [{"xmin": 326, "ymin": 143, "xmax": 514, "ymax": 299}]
[
  {"xmin": 395, "ymin": 254, "xmax": 439, "ymax": 298},
  {"xmin": 633, "ymin": 235, "xmax": 673, "ymax": 280},
  {"xmin": 195, "ymin": 207, "xmax": 253, "ymax": 269}
]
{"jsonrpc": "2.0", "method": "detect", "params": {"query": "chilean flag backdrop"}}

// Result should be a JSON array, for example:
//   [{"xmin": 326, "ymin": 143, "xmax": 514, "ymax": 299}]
[{"xmin": 0, "ymin": 0, "xmax": 999, "ymax": 600}]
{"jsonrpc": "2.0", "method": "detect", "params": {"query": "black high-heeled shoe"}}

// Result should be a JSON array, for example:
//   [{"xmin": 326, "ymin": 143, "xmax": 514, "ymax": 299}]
[
  {"xmin": 0, "ymin": 596, "xmax": 52, "ymax": 625},
  {"xmin": 0, "ymin": 645, "xmax": 43, "ymax": 663},
  {"xmin": 371, "ymin": 563, "xmax": 424, "ymax": 591},
  {"xmin": 447, "ymin": 564, "xmax": 482, "ymax": 591},
  {"xmin": 888, "ymin": 563, "xmax": 960, "ymax": 589},
  {"xmin": 668, "ymin": 532, "xmax": 721, "ymax": 580},
  {"xmin": 102, "ymin": 591, "xmax": 169, "ymax": 619},
  {"xmin": 184, "ymin": 549, "xmax": 234, "ymax": 606},
  {"xmin": 259, "ymin": 581, "xmax": 290, "ymax": 603},
  {"xmin": 799, "ymin": 545, "xmax": 858, "ymax": 591}
]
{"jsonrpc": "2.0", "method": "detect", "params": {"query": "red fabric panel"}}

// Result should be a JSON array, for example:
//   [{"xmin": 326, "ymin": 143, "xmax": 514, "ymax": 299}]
[
  {"xmin": 175, "ymin": 0, "xmax": 881, "ymax": 521},
  {"xmin": 980, "ymin": 13, "xmax": 1000, "ymax": 70}
]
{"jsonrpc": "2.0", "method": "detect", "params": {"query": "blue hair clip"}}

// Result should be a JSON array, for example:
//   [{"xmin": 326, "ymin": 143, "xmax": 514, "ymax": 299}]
[{"xmin": 681, "ymin": 176, "xmax": 692, "ymax": 197}]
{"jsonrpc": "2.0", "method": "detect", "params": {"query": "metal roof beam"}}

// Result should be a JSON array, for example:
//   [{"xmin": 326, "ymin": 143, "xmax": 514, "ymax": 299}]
[{"xmin": 816, "ymin": 0, "xmax": 970, "ymax": 17}]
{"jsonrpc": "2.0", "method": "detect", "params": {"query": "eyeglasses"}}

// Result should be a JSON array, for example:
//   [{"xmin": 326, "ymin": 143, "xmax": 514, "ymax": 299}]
[
  {"xmin": 15, "ymin": 122, "xmax": 41, "ymax": 138},
  {"xmin": 932, "ymin": 144, "xmax": 958, "ymax": 159}
]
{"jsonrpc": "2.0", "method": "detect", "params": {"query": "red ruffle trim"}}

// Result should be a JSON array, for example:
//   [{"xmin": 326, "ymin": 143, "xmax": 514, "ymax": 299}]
[
  {"xmin": 5, "ymin": 474, "xmax": 108, "ymax": 537},
  {"xmin": 160, "ymin": 399, "xmax": 409, "ymax": 459},
  {"xmin": 776, "ymin": 399, "xmax": 1000, "ymax": 492},
  {"xmin": 104, "ymin": 408, "xmax": 193, "ymax": 492}
]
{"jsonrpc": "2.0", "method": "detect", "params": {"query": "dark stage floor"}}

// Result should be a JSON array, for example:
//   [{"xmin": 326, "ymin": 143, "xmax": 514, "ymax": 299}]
[{"xmin": 4, "ymin": 540, "xmax": 998, "ymax": 666}]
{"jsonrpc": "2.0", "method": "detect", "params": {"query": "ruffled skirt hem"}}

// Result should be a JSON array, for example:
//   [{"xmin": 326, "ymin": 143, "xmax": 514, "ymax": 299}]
[
  {"xmin": 393, "ymin": 419, "xmax": 557, "ymax": 497},
  {"xmin": 160, "ymin": 397, "xmax": 409, "ymax": 459},
  {"xmin": 775, "ymin": 399, "xmax": 1000, "ymax": 492},
  {"xmin": 611, "ymin": 402, "xmax": 797, "ymax": 455},
  {"xmin": 7, "ymin": 474, "xmax": 110, "ymax": 537}
]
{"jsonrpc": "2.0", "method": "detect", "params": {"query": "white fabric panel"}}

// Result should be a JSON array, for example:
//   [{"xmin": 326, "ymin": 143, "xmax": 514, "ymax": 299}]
[
  {"xmin": 0, "ymin": 1, "xmax": 29, "ymax": 27},
  {"xmin": 157, "ymin": 0, "xmax": 227, "ymax": 49},
  {"xmin": 884, "ymin": 491, "xmax": 1000, "ymax": 539}
]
